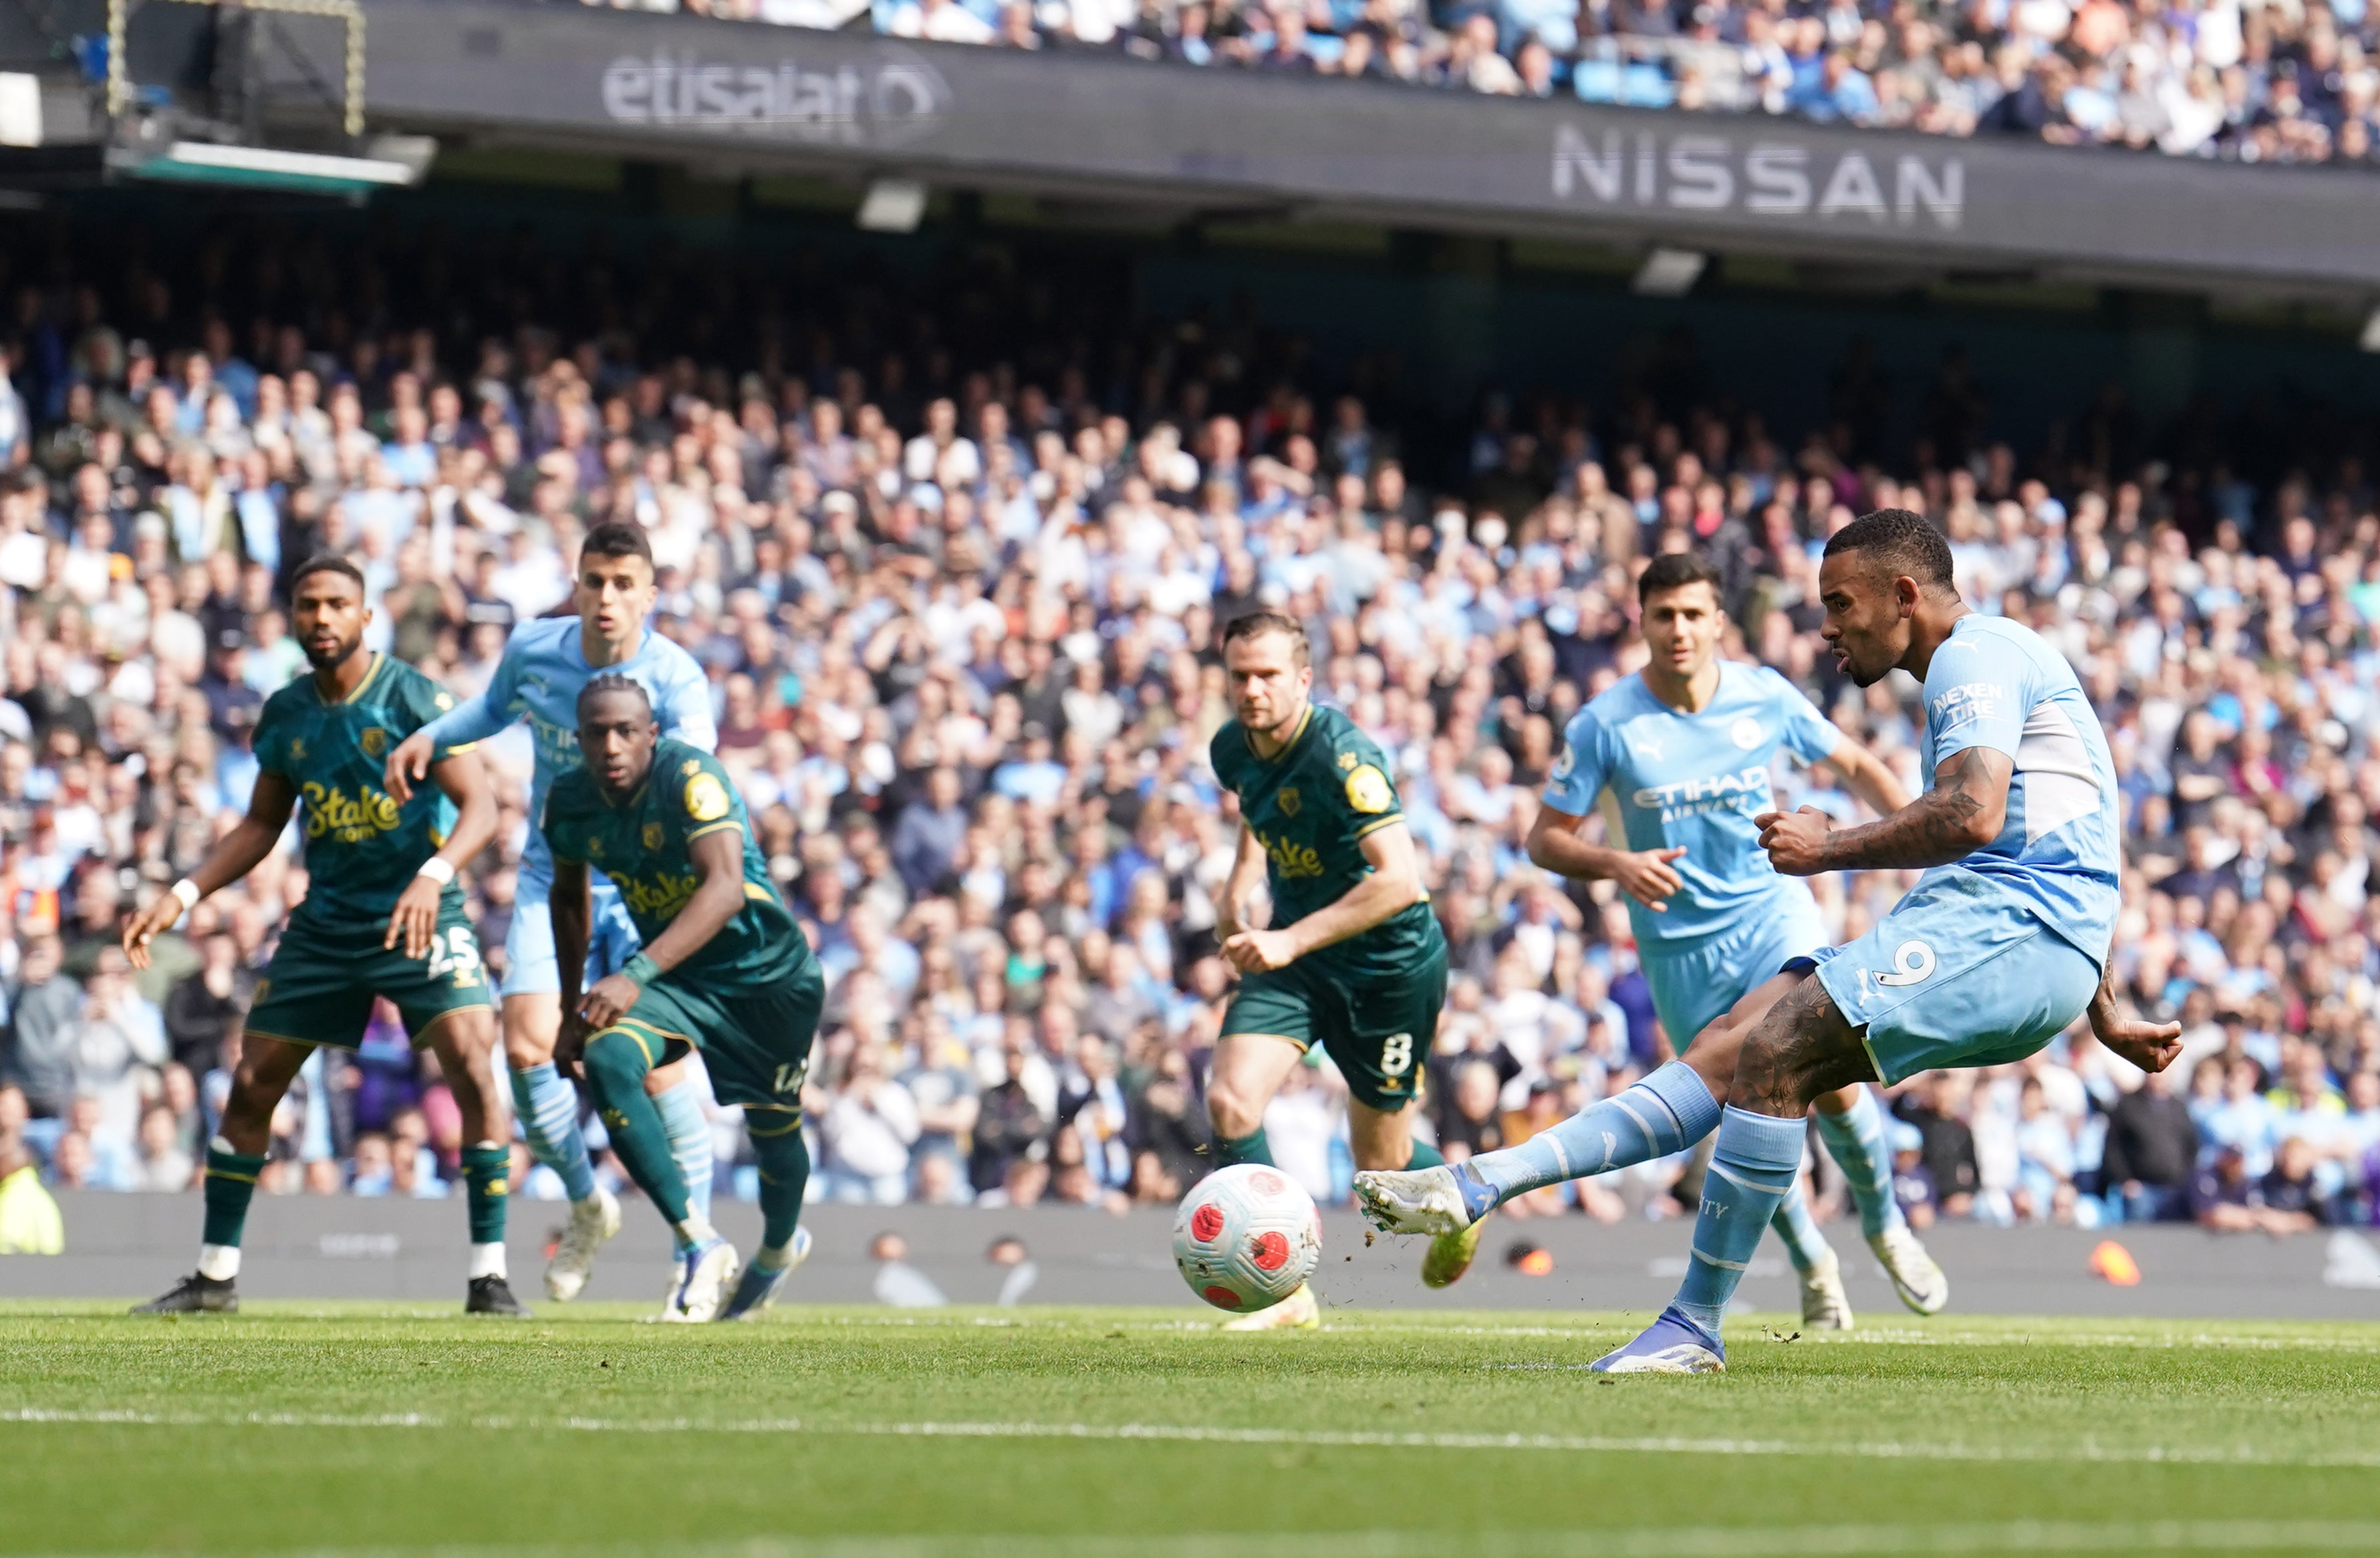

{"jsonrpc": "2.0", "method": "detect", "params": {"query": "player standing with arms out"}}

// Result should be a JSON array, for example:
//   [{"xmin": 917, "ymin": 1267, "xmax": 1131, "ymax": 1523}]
[
  {"xmin": 545, "ymin": 676, "xmax": 825, "ymax": 1322},
  {"xmin": 126, "ymin": 557, "xmax": 525, "ymax": 1315},
  {"xmin": 385, "ymin": 523, "xmax": 717, "ymax": 1305},
  {"xmin": 1204, "ymin": 612, "xmax": 1466, "ymax": 1331},
  {"xmin": 1360, "ymin": 511, "xmax": 2181, "ymax": 1372},
  {"xmin": 1367, "ymin": 552, "xmax": 1947, "ymax": 1329}
]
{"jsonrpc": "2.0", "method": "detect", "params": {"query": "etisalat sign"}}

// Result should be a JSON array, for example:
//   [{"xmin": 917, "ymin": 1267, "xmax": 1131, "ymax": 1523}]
[
  {"xmin": 1549, "ymin": 122, "xmax": 1964, "ymax": 229},
  {"xmin": 597, "ymin": 44, "xmax": 948, "ymax": 148}
]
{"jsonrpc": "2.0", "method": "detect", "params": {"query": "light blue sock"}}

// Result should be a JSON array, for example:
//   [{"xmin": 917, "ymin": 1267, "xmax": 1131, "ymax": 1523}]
[
  {"xmin": 1468, "ymin": 1061, "xmax": 1721, "ymax": 1204},
  {"xmin": 1815, "ymin": 1087, "xmax": 1905, "ymax": 1240},
  {"xmin": 653, "ymin": 1077, "xmax": 714, "ymax": 1222},
  {"xmin": 511, "ymin": 1063, "xmax": 597, "ymax": 1204},
  {"xmin": 1674, "ymin": 1107, "xmax": 1808, "ymax": 1335},
  {"xmin": 1768, "ymin": 1177, "xmax": 1832, "ymax": 1275}
]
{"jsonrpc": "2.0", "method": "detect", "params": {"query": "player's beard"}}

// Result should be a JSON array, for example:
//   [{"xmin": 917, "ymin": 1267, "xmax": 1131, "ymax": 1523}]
[{"xmin": 302, "ymin": 630, "xmax": 364, "ymax": 672}]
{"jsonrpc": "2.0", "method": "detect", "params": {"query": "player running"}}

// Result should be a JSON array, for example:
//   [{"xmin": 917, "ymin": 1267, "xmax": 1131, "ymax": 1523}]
[
  {"xmin": 1496, "ymin": 551, "xmax": 1942, "ymax": 1328},
  {"xmin": 126, "ymin": 556, "xmax": 526, "ymax": 1317},
  {"xmin": 545, "ymin": 674, "xmax": 825, "ymax": 1323},
  {"xmin": 384, "ymin": 522, "xmax": 717, "ymax": 1306},
  {"xmin": 1357, "ymin": 510, "xmax": 2181, "ymax": 1372},
  {"xmin": 1203, "ymin": 610, "xmax": 1464, "ymax": 1330}
]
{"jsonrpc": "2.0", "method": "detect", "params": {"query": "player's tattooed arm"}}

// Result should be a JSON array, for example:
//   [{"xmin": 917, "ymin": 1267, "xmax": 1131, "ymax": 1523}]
[
  {"xmin": 2085, "ymin": 959, "xmax": 2185, "ymax": 1074},
  {"xmin": 1758, "ymin": 747, "xmax": 2010, "ymax": 875},
  {"xmin": 1223, "ymin": 820, "xmax": 1426, "ymax": 973},
  {"xmin": 123, "ymin": 772, "xmax": 297, "ymax": 969},
  {"xmin": 1525, "ymin": 803, "xmax": 1686, "ymax": 912},
  {"xmin": 386, "ymin": 748, "xmax": 502, "ymax": 960},
  {"xmin": 549, "ymin": 856, "xmax": 595, "ymax": 1073}
]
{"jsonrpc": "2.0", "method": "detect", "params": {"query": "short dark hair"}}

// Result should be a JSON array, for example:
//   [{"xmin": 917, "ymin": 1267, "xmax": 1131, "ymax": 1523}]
[
  {"xmin": 579, "ymin": 522, "xmax": 655, "ymax": 569},
  {"xmin": 1222, "ymin": 611, "xmax": 1310, "ymax": 667},
  {"xmin": 1637, "ymin": 551, "xmax": 1724, "ymax": 606},
  {"xmin": 289, "ymin": 554, "xmax": 366, "ymax": 595},
  {"xmin": 575, "ymin": 671, "xmax": 653, "ymax": 721},
  {"xmin": 1823, "ymin": 508, "xmax": 1956, "ymax": 592}
]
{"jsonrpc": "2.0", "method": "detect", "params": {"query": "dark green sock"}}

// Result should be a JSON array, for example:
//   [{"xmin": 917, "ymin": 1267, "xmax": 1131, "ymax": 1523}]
[
  {"xmin": 460, "ymin": 1143, "xmax": 510, "ymax": 1246},
  {"xmin": 202, "ymin": 1145, "xmax": 268, "ymax": 1249},
  {"xmin": 1216, "ymin": 1129, "xmax": 1273, "ymax": 1168},
  {"xmin": 1404, "ymin": 1140, "xmax": 1446, "ymax": 1171},
  {"xmin": 747, "ymin": 1111, "xmax": 811, "ymax": 1257},
  {"xmin": 583, "ymin": 1032, "xmax": 690, "ymax": 1226}
]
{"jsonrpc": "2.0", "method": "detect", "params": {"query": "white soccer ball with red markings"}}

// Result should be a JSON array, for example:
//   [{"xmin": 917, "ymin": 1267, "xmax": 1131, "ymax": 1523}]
[{"xmin": 1172, "ymin": 1163, "xmax": 1323, "ymax": 1313}]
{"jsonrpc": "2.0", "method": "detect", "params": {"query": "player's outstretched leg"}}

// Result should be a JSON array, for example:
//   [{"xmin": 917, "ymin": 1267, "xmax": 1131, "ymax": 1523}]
[
  {"xmin": 718, "ymin": 1110, "xmax": 814, "ymax": 1321},
  {"xmin": 134, "ymin": 1035, "xmax": 307, "ymax": 1315},
  {"xmin": 1402, "ymin": 1140, "xmax": 1482, "ymax": 1289},
  {"xmin": 1357, "ymin": 1059, "xmax": 1721, "ymax": 1236},
  {"xmin": 581, "ymin": 1029, "xmax": 737, "ymax": 1320},
  {"xmin": 1814, "ymin": 1085, "xmax": 1948, "ymax": 1315}
]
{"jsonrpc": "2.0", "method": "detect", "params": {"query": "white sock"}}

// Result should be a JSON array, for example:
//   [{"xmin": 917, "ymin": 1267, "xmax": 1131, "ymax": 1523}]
[
  {"xmin": 197, "ymin": 1244, "xmax": 240, "ymax": 1281},
  {"xmin": 751, "ymin": 1241, "xmax": 791, "ymax": 1273},
  {"xmin": 674, "ymin": 1214, "xmax": 718, "ymax": 1251},
  {"xmin": 469, "ymin": 1243, "xmax": 508, "ymax": 1281}
]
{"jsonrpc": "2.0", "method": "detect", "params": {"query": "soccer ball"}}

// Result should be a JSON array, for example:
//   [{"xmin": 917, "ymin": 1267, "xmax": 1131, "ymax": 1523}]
[{"xmin": 1172, "ymin": 1163, "xmax": 1322, "ymax": 1313}]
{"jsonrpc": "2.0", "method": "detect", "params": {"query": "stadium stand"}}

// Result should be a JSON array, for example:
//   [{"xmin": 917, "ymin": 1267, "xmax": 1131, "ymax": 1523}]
[
  {"xmin": 0, "ymin": 209, "xmax": 2373, "ymax": 1239},
  {"xmin": 623, "ymin": 0, "xmax": 2380, "ymax": 164}
]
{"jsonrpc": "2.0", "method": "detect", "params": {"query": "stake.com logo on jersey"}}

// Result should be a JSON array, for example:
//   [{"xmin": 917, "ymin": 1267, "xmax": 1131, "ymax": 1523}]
[{"xmin": 1630, "ymin": 765, "xmax": 1773, "ymax": 822}]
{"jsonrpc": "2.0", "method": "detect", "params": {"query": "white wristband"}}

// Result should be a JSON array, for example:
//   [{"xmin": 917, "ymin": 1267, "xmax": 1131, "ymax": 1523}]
[
  {"xmin": 415, "ymin": 858, "xmax": 456, "ymax": 887},
  {"xmin": 169, "ymin": 879, "xmax": 201, "ymax": 912}
]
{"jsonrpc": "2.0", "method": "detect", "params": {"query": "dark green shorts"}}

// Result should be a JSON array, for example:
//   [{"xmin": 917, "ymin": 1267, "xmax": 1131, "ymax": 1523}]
[
  {"xmin": 1220, "ymin": 944, "xmax": 1448, "ymax": 1114},
  {"xmin": 246, "ymin": 906, "xmax": 493, "ymax": 1051},
  {"xmin": 589, "ymin": 963, "xmax": 825, "ymax": 1114}
]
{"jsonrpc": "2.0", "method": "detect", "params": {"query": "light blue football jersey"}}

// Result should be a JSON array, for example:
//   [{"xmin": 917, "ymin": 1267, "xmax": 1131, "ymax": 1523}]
[
  {"xmin": 1543, "ymin": 660, "xmax": 1842, "ymax": 946},
  {"xmin": 1913, "ymin": 614, "xmax": 2120, "ymax": 963},
  {"xmin": 420, "ymin": 617, "xmax": 717, "ymax": 878}
]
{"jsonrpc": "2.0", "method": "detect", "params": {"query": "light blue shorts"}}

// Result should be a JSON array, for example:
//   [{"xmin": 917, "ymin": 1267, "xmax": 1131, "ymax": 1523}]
[
  {"xmin": 1810, "ymin": 870, "xmax": 2100, "ymax": 1087},
  {"xmin": 503, "ymin": 861, "xmax": 644, "ymax": 999},
  {"xmin": 1642, "ymin": 898, "xmax": 1831, "ymax": 1052}
]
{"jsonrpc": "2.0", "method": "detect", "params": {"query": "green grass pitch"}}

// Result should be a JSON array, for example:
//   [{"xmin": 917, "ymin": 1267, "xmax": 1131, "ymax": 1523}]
[{"xmin": 5, "ymin": 1301, "xmax": 2379, "ymax": 1558}]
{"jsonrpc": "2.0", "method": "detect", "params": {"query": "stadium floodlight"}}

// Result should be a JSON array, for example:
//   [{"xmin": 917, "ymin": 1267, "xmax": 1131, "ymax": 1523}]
[
  {"xmin": 857, "ymin": 178, "xmax": 928, "ymax": 234},
  {"xmin": 120, "ymin": 140, "xmax": 428, "ymax": 194},
  {"xmin": 1631, "ymin": 247, "xmax": 1707, "ymax": 297},
  {"xmin": 2361, "ymin": 306, "xmax": 2380, "ymax": 353}
]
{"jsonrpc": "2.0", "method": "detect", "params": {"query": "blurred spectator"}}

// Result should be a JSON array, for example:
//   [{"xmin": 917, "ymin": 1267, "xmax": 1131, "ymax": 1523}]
[
  {"xmin": 0, "ymin": 1129, "xmax": 61, "ymax": 1253},
  {"xmin": 2102, "ymin": 1065, "xmax": 2198, "ymax": 1222}
]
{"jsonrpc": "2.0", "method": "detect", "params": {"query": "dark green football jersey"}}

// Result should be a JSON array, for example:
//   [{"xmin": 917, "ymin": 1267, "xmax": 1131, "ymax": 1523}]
[
  {"xmin": 541, "ymin": 738, "xmax": 813, "ymax": 989},
  {"xmin": 1209, "ymin": 702, "xmax": 1443, "ymax": 977},
  {"xmin": 251, "ymin": 654, "xmax": 469, "ymax": 934}
]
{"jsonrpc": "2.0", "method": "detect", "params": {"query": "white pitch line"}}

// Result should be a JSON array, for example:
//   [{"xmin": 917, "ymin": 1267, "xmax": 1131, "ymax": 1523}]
[
  {"xmin": 4, "ymin": 1406, "xmax": 2378, "ymax": 1470},
  {"xmin": 24, "ymin": 1521, "xmax": 2380, "ymax": 1558}
]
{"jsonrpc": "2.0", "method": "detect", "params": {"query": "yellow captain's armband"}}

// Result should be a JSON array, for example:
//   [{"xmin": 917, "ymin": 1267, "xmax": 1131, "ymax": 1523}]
[
  {"xmin": 1345, "ymin": 765, "xmax": 1394, "ymax": 815},
  {"xmin": 684, "ymin": 773, "xmax": 731, "ymax": 822}
]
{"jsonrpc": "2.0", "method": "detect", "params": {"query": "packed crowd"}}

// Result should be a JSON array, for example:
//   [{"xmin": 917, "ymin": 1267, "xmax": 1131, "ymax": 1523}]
[
  {"xmin": 614, "ymin": 0, "xmax": 2380, "ymax": 165},
  {"xmin": 0, "ymin": 217, "xmax": 2375, "ymax": 1245}
]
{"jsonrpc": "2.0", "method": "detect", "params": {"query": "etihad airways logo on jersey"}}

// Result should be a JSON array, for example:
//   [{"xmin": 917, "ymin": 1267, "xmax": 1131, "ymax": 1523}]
[
  {"xmin": 1631, "ymin": 765, "xmax": 1772, "ymax": 821},
  {"xmin": 620, "ymin": 870, "xmax": 700, "ymax": 922},
  {"xmin": 303, "ymin": 783, "xmax": 402, "ymax": 845}
]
